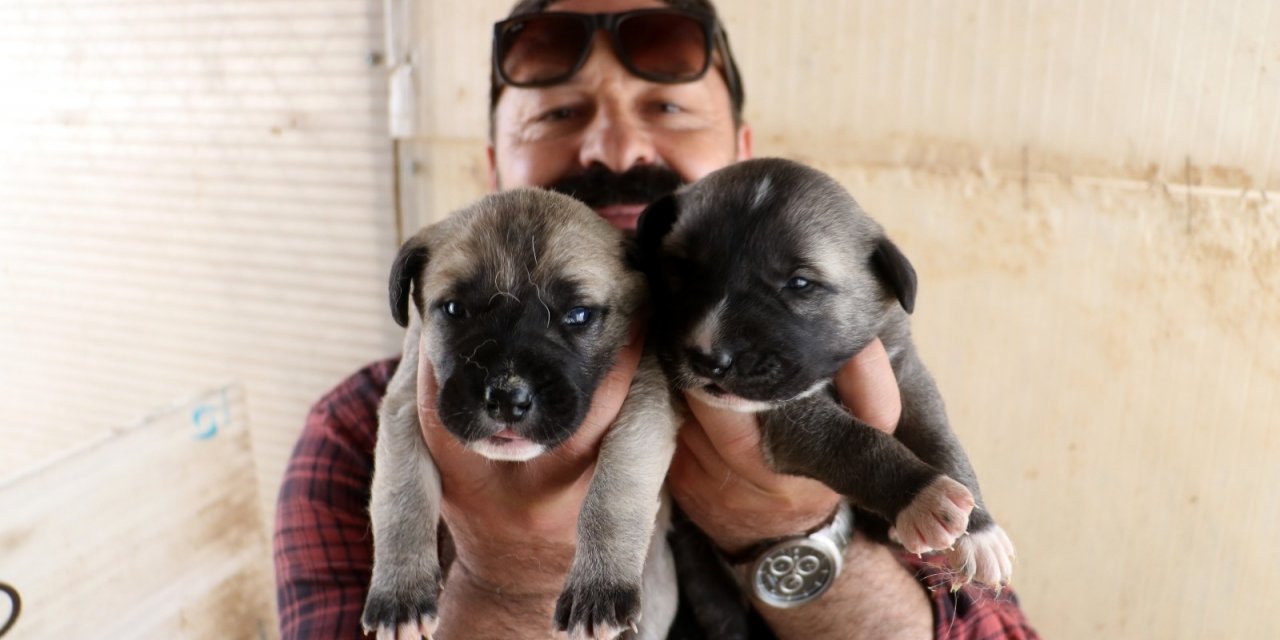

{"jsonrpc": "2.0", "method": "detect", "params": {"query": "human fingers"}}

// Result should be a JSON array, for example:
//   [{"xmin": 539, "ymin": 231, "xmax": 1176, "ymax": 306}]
[
  {"xmin": 681, "ymin": 393, "xmax": 773, "ymax": 477},
  {"xmin": 667, "ymin": 416, "xmax": 739, "ymax": 501},
  {"xmin": 671, "ymin": 414, "xmax": 832, "ymax": 505},
  {"xmin": 833, "ymin": 337, "xmax": 901, "ymax": 434},
  {"xmin": 669, "ymin": 413, "xmax": 839, "ymax": 553}
]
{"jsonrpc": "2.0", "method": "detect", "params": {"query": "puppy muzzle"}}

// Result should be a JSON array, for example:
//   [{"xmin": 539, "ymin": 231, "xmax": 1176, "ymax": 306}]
[{"xmin": 679, "ymin": 346, "xmax": 815, "ymax": 402}]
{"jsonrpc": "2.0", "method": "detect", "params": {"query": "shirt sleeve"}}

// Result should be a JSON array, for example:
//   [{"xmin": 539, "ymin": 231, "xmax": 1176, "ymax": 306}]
[
  {"xmin": 273, "ymin": 358, "xmax": 398, "ymax": 640},
  {"xmin": 898, "ymin": 553, "xmax": 1040, "ymax": 640}
]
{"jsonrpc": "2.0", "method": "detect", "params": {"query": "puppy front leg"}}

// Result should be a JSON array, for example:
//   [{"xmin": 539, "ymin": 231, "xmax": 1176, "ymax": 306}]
[
  {"xmin": 760, "ymin": 395, "xmax": 974, "ymax": 555},
  {"xmin": 555, "ymin": 354, "xmax": 678, "ymax": 640},
  {"xmin": 363, "ymin": 322, "xmax": 445, "ymax": 639},
  {"xmin": 635, "ymin": 498, "xmax": 679, "ymax": 640},
  {"xmin": 894, "ymin": 358, "xmax": 1015, "ymax": 587}
]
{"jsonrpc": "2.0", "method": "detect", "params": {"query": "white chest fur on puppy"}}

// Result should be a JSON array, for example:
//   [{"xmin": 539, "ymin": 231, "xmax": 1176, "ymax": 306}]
[
  {"xmin": 362, "ymin": 189, "xmax": 679, "ymax": 640},
  {"xmin": 638, "ymin": 158, "xmax": 1015, "ymax": 632}
]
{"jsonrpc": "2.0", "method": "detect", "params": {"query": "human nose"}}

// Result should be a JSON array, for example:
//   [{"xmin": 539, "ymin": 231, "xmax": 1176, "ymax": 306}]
[{"xmin": 577, "ymin": 104, "xmax": 657, "ymax": 174}]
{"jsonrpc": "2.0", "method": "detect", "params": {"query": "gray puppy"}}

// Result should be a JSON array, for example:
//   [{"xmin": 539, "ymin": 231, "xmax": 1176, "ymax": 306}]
[
  {"xmin": 637, "ymin": 158, "xmax": 1015, "ymax": 594},
  {"xmin": 362, "ymin": 189, "xmax": 679, "ymax": 640}
]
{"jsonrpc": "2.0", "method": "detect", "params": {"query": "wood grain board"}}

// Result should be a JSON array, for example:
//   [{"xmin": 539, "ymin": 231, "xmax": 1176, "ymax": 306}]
[{"xmin": 0, "ymin": 385, "xmax": 277, "ymax": 639}]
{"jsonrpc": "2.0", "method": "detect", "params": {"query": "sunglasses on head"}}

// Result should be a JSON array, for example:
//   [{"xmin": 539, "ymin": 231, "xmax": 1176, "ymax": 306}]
[{"xmin": 493, "ymin": 8, "xmax": 725, "ymax": 88}]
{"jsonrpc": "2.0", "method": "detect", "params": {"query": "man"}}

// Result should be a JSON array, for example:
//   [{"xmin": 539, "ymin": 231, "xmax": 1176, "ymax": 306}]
[{"xmin": 274, "ymin": 0, "xmax": 1039, "ymax": 638}]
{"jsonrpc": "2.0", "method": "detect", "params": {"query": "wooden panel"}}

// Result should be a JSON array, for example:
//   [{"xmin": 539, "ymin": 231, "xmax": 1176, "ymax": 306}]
[{"xmin": 0, "ymin": 385, "xmax": 278, "ymax": 639}]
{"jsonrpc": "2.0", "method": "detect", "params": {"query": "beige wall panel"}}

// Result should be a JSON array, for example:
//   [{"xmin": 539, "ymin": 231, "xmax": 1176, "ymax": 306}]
[
  {"xmin": 725, "ymin": 0, "xmax": 1280, "ymax": 190},
  {"xmin": 0, "ymin": 0, "xmax": 400, "ymax": 526},
  {"xmin": 400, "ymin": 139, "xmax": 492, "ymax": 231},
  {"xmin": 0, "ymin": 386, "xmax": 278, "ymax": 639},
  {"xmin": 403, "ymin": 1, "xmax": 503, "ymax": 144},
  {"xmin": 813, "ymin": 163, "xmax": 1277, "ymax": 638}
]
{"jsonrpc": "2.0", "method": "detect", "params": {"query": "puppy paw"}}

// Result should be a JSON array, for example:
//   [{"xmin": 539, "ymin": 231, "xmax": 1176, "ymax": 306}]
[
  {"xmin": 947, "ymin": 523, "xmax": 1015, "ymax": 589},
  {"xmin": 361, "ymin": 572, "xmax": 441, "ymax": 640},
  {"xmin": 554, "ymin": 578, "xmax": 641, "ymax": 640},
  {"xmin": 889, "ymin": 476, "xmax": 974, "ymax": 554}
]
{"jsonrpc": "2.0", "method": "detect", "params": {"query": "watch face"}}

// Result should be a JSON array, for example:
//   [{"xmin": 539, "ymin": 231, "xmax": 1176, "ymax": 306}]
[{"xmin": 751, "ymin": 539, "xmax": 837, "ymax": 608}]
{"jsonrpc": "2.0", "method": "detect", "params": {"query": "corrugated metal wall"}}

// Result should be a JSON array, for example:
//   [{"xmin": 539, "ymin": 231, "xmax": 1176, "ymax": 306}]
[
  {"xmin": 400, "ymin": 1, "xmax": 1280, "ymax": 638},
  {"xmin": 0, "ymin": 0, "xmax": 400, "ymax": 522}
]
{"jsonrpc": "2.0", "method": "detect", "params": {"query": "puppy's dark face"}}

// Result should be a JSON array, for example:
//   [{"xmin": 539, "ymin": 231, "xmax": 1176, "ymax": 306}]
[
  {"xmin": 639, "ymin": 158, "xmax": 916, "ymax": 412},
  {"xmin": 392, "ymin": 189, "xmax": 644, "ymax": 460}
]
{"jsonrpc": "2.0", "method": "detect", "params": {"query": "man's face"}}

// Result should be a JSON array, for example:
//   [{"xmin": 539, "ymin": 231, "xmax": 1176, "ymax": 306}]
[{"xmin": 489, "ymin": 0, "xmax": 752, "ymax": 230}]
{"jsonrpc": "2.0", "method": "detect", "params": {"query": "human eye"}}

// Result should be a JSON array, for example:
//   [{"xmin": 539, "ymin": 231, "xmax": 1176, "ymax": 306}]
[
  {"xmin": 537, "ymin": 105, "xmax": 576, "ymax": 122},
  {"xmin": 643, "ymin": 91, "xmax": 706, "ymax": 130}
]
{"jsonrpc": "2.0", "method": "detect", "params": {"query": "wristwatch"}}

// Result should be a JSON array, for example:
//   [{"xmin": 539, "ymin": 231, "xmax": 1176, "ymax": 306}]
[{"xmin": 728, "ymin": 502, "xmax": 854, "ymax": 608}]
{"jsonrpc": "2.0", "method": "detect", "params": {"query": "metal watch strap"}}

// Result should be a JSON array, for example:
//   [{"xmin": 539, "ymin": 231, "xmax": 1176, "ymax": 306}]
[{"xmin": 732, "ymin": 502, "xmax": 854, "ymax": 608}]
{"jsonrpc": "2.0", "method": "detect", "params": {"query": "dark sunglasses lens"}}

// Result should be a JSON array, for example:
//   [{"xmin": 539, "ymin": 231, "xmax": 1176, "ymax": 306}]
[
  {"xmin": 617, "ymin": 13, "xmax": 709, "ymax": 81},
  {"xmin": 499, "ymin": 15, "xmax": 591, "ymax": 85}
]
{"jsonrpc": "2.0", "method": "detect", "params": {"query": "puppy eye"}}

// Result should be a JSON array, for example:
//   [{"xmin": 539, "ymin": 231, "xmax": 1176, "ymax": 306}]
[
  {"xmin": 442, "ymin": 300, "xmax": 467, "ymax": 318},
  {"xmin": 562, "ymin": 306, "xmax": 593, "ymax": 327},
  {"xmin": 785, "ymin": 276, "xmax": 812, "ymax": 291}
]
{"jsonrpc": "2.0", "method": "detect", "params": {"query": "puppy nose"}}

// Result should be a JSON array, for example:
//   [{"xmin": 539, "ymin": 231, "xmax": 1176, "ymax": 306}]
[
  {"xmin": 687, "ymin": 349, "xmax": 734, "ymax": 378},
  {"xmin": 484, "ymin": 379, "xmax": 533, "ymax": 422}
]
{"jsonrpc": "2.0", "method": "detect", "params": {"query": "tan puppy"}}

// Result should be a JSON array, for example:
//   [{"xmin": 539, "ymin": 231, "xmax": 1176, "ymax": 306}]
[{"xmin": 363, "ymin": 189, "xmax": 679, "ymax": 640}]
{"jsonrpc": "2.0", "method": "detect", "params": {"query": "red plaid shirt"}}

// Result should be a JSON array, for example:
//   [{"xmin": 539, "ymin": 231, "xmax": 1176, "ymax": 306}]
[{"xmin": 274, "ymin": 358, "xmax": 1039, "ymax": 639}]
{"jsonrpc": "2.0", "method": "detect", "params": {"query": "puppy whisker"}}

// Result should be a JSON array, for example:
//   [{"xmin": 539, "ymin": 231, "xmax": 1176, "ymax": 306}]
[
  {"xmin": 489, "ymin": 290, "xmax": 521, "ymax": 305},
  {"xmin": 525, "ymin": 265, "xmax": 552, "ymax": 328},
  {"xmin": 459, "ymin": 339, "xmax": 497, "ymax": 374}
]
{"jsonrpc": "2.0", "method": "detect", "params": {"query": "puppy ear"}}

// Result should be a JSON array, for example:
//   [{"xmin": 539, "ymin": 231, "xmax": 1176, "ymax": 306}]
[
  {"xmin": 635, "ymin": 194, "xmax": 680, "ymax": 261},
  {"xmin": 870, "ymin": 236, "xmax": 917, "ymax": 314},
  {"xmin": 389, "ymin": 234, "xmax": 430, "ymax": 328},
  {"xmin": 621, "ymin": 236, "xmax": 645, "ymax": 274}
]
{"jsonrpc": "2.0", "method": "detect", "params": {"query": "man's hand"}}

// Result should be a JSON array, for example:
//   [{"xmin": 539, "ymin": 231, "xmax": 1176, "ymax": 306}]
[
  {"xmin": 667, "ymin": 338, "xmax": 902, "ymax": 554},
  {"xmin": 667, "ymin": 338, "xmax": 934, "ymax": 639},
  {"xmin": 416, "ymin": 325, "xmax": 643, "ymax": 596}
]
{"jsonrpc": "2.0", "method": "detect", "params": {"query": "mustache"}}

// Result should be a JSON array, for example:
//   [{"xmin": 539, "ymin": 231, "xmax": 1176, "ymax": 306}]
[{"xmin": 545, "ymin": 164, "xmax": 685, "ymax": 209}]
